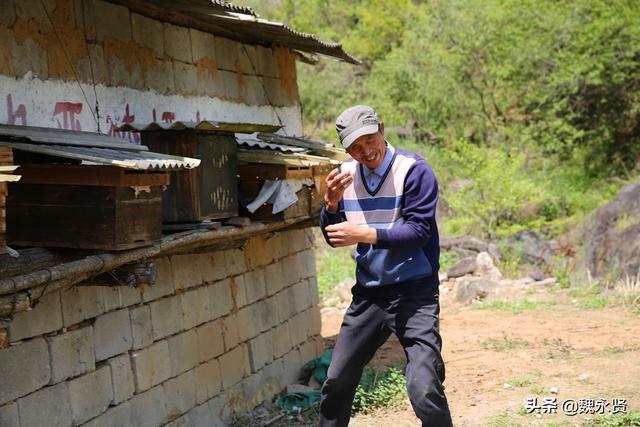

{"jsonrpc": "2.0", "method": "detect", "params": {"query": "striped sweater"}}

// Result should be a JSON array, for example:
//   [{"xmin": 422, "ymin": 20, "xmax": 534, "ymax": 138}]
[{"xmin": 320, "ymin": 145, "xmax": 440, "ymax": 295}]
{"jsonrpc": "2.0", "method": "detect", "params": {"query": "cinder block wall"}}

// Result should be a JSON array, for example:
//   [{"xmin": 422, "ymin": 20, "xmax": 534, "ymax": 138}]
[{"xmin": 0, "ymin": 228, "xmax": 322, "ymax": 426}]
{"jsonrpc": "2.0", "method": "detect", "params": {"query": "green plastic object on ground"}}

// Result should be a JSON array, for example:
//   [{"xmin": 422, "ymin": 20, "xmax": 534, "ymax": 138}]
[{"xmin": 276, "ymin": 349, "xmax": 332, "ymax": 413}]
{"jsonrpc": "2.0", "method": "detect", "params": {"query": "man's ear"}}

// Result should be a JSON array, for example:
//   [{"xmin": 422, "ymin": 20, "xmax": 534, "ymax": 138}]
[{"xmin": 379, "ymin": 122, "xmax": 385, "ymax": 137}]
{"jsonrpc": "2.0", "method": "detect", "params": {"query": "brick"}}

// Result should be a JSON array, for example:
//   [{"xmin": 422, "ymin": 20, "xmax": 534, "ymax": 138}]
[
  {"xmin": 196, "ymin": 319, "xmax": 224, "ymax": 363},
  {"xmin": 94, "ymin": 308, "xmax": 132, "ymax": 361},
  {"xmin": 132, "ymin": 13, "xmax": 164, "ymax": 58},
  {"xmin": 255, "ymin": 46, "xmax": 279, "ymax": 78},
  {"xmin": 61, "ymin": 285, "xmax": 103, "ymax": 327},
  {"xmin": 174, "ymin": 61, "xmax": 198, "ymax": 96},
  {"xmin": 281, "ymin": 349, "xmax": 302, "ymax": 386},
  {"xmin": 288, "ymin": 311, "xmax": 308, "ymax": 348},
  {"xmin": 106, "ymin": 354, "xmax": 134, "ymax": 404},
  {"xmin": 237, "ymin": 43, "xmax": 257, "ymax": 74},
  {"xmin": 130, "ymin": 305, "xmax": 153, "ymax": 350},
  {"xmin": 224, "ymin": 248, "xmax": 247, "ymax": 276},
  {"xmin": 264, "ymin": 76, "xmax": 290, "ymax": 107},
  {"xmin": 0, "ymin": 338, "xmax": 50, "ymax": 404},
  {"xmin": 221, "ymin": 313, "xmax": 239, "ymax": 350},
  {"xmin": 208, "ymin": 278, "xmax": 234, "ymax": 319},
  {"xmin": 68, "ymin": 366, "xmax": 113, "ymax": 425},
  {"xmin": 17, "ymin": 382, "xmax": 71, "ymax": 427},
  {"xmin": 268, "ymin": 232, "xmax": 290, "ymax": 261},
  {"xmin": 14, "ymin": 0, "xmax": 54, "ymax": 25},
  {"xmin": 272, "ymin": 322, "xmax": 292, "ymax": 358},
  {"xmin": 163, "ymin": 370, "xmax": 197, "ymax": 417},
  {"xmin": 190, "ymin": 29, "xmax": 216, "ymax": 62},
  {"xmin": 9, "ymin": 291, "xmax": 62, "ymax": 341},
  {"xmin": 194, "ymin": 359, "xmax": 221, "ymax": 404},
  {"xmin": 182, "ymin": 286, "xmax": 211, "ymax": 330},
  {"xmin": 0, "ymin": 0, "xmax": 16, "ymax": 28},
  {"xmin": 146, "ymin": 57, "xmax": 175, "ymax": 94},
  {"xmin": 150, "ymin": 295, "xmax": 184, "ymax": 340},
  {"xmin": 131, "ymin": 340, "xmax": 171, "ymax": 392},
  {"xmin": 291, "ymin": 280, "xmax": 312, "ymax": 314},
  {"xmin": 298, "ymin": 339, "xmax": 319, "ymax": 366},
  {"xmin": 75, "ymin": 43, "xmax": 109, "ymax": 85},
  {"xmin": 235, "ymin": 304, "xmax": 259, "ymax": 343},
  {"xmin": 281, "ymin": 255, "xmax": 303, "ymax": 289},
  {"xmin": 228, "ymin": 275, "xmax": 247, "ymax": 310},
  {"xmin": 200, "ymin": 251, "xmax": 227, "ymax": 283},
  {"xmin": 243, "ymin": 269, "xmax": 266, "ymax": 304},
  {"xmin": 48, "ymin": 326, "xmax": 94, "ymax": 383},
  {"xmin": 82, "ymin": 401, "xmax": 132, "ymax": 427},
  {"xmin": 243, "ymin": 75, "xmax": 267, "ymax": 105},
  {"xmin": 93, "ymin": 0, "xmax": 131, "ymax": 41},
  {"xmin": 0, "ymin": 402, "xmax": 19, "ymax": 427},
  {"xmin": 172, "ymin": 254, "xmax": 203, "ymax": 291},
  {"xmin": 214, "ymin": 36, "xmax": 239, "ymax": 71},
  {"xmin": 244, "ymin": 235, "xmax": 274, "ymax": 270},
  {"xmin": 287, "ymin": 229, "xmax": 309, "ymax": 254},
  {"xmin": 264, "ymin": 260, "xmax": 286, "ymax": 296},
  {"xmin": 308, "ymin": 275, "xmax": 320, "ymax": 307},
  {"xmin": 100, "ymin": 286, "xmax": 120, "ymax": 312},
  {"xmin": 128, "ymin": 386, "xmax": 168, "ymax": 427},
  {"xmin": 275, "ymin": 287, "xmax": 295, "ymax": 324},
  {"xmin": 247, "ymin": 329, "xmax": 273, "ymax": 373},
  {"xmin": 220, "ymin": 70, "xmax": 240, "ymax": 101},
  {"xmin": 119, "ymin": 284, "xmax": 142, "ymax": 307},
  {"xmin": 167, "ymin": 330, "xmax": 199, "ymax": 376},
  {"xmin": 307, "ymin": 307, "xmax": 322, "ymax": 337},
  {"xmin": 143, "ymin": 256, "xmax": 175, "ymax": 302},
  {"xmin": 255, "ymin": 297, "xmax": 278, "ymax": 333},
  {"xmin": 164, "ymin": 23, "xmax": 192, "ymax": 62},
  {"xmin": 218, "ymin": 344, "xmax": 249, "ymax": 389},
  {"xmin": 298, "ymin": 249, "xmax": 317, "ymax": 280}
]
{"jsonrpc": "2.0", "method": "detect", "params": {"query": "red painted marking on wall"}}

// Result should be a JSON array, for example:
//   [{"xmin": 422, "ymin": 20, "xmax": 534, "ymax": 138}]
[
  {"xmin": 152, "ymin": 108, "xmax": 157, "ymax": 123},
  {"xmin": 161, "ymin": 111, "xmax": 175, "ymax": 123},
  {"xmin": 6, "ymin": 95, "xmax": 27, "ymax": 126},
  {"xmin": 105, "ymin": 103, "xmax": 140, "ymax": 144},
  {"xmin": 53, "ymin": 102, "xmax": 83, "ymax": 130},
  {"xmin": 196, "ymin": 111, "xmax": 201, "ymax": 122}
]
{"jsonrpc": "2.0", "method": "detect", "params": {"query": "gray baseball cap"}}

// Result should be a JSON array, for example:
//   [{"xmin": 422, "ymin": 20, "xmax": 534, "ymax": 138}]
[{"xmin": 335, "ymin": 105, "xmax": 380, "ymax": 149}]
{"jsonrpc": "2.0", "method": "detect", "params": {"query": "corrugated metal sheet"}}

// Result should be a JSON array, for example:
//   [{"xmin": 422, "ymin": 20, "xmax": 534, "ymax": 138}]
[
  {"xmin": 114, "ymin": 0, "xmax": 360, "ymax": 64},
  {"xmin": 118, "ymin": 120, "xmax": 282, "ymax": 134},
  {"xmin": 0, "ymin": 141, "xmax": 200, "ymax": 170},
  {"xmin": 235, "ymin": 135, "xmax": 306, "ymax": 153}
]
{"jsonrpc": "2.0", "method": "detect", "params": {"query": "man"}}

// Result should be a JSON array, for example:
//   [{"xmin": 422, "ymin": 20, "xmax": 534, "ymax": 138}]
[{"xmin": 318, "ymin": 105, "xmax": 453, "ymax": 427}]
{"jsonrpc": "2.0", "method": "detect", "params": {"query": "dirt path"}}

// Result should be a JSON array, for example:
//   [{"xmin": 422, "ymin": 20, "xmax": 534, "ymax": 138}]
[{"xmin": 321, "ymin": 282, "xmax": 640, "ymax": 426}]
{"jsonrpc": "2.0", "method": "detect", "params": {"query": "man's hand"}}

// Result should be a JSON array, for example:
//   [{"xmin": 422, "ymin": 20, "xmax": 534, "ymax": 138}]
[
  {"xmin": 325, "ymin": 222, "xmax": 377, "ymax": 247},
  {"xmin": 324, "ymin": 168, "xmax": 353, "ymax": 213}
]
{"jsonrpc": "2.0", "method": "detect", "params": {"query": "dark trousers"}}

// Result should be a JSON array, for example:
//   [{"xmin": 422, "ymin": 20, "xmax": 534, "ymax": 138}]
[{"xmin": 319, "ymin": 287, "xmax": 453, "ymax": 427}]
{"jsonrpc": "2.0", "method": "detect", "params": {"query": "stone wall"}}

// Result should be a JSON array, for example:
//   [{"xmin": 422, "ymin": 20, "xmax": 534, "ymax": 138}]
[
  {"xmin": 0, "ymin": 228, "xmax": 322, "ymax": 426},
  {"xmin": 0, "ymin": 0, "xmax": 303, "ymax": 134}
]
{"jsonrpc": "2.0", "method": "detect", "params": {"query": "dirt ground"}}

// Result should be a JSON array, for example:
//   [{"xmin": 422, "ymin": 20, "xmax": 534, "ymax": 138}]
[{"xmin": 320, "ymin": 281, "xmax": 640, "ymax": 427}]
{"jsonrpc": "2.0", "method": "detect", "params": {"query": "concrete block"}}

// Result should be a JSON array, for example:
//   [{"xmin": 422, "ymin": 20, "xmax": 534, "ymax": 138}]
[
  {"xmin": 130, "ymin": 304, "xmax": 153, "ymax": 350},
  {"xmin": 281, "ymin": 255, "xmax": 303, "ymax": 289},
  {"xmin": 200, "ymin": 251, "xmax": 226, "ymax": 283},
  {"xmin": 272, "ymin": 322, "xmax": 291, "ymax": 358},
  {"xmin": 17, "ymin": 382, "xmax": 71, "ymax": 427},
  {"xmin": 224, "ymin": 248, "xmax": 247, "ymax": 276},
  {"xmin": 308, "ymin": 275, "xmax": 320, "ymax": 307},
  {"xmin": 208, "ymin": 278, "xmax": 234, "ymax": 320},
  {"xmin": 243, "ymin": 75, "xmax": 268, "ymax": 106},
  {"xmin": 255, "ymin": 45, "xmax": 279, "ymax": 78},
  {"xmin": 132, "ymin": 13, "xmax": 164, "ymax": 58},
  {"xmin": 10, "ymin": 36, "xmax": 48, "ymax": 79},
  {"xmin": 82, "ymin": 401, "xmax": 131, "ymax": 427},
  {"xmin": 221, "ymin": 313, "xmax": 239, "ymax": 351},
  {"xmin": 247, "ymin": 329, "xmax": 273, "ymax": 373},
  {"xmin": 243, "ymin": 269, "xmax": 266, "ymax": 305},
  {"xmin": 0, "ymin": 402, "xmax": 19, "ymax": 427},
  {"xmin": 287, "ymin": 229, "xmax": 310, "ymax": 254},
  {"xmin": 0, "ymin": 0, "xmax": 16, "ymax": 28},
  {"xmin": 298, "ymin": 339, "xmax": 320, "ymax": 367},
  {"xmin": 105, "ymin": 52, "xmax": 144, "ymax": 90},
  {"xmin": 131, "ymin": 340, "xmax": 171, "ymax": 392},
  {"xmin": 106, "ymin": 354, "xmax": 135, "ymax": 404},
  {"xmin": 94, "ymin": 308, "xmax": 132, "ymax": 361},
  {"xmin": 9, "ymin": 291, "xmax": 62, "ymax": 342},
  {"xmin": 291, "ymin": 280, "xmax": 312, "ymax": 315},
  {"xmin": 298, "ymin": 249, "xmax": 317, "ymax": 280},
  {"xmin": 143, "ymin": 256, "xmax": 175, "ymax": 302},
  {"xmin": 150, "ymin": 295, "xmax": 184, "ymax": 340},
  {"xmin": 93, "ymin": 0, "xmax": 131, "ymax": 41},
  {"xmin": 164, "ymin": 23, "xmax": 192, "ymax": 62},
  {"xmin": 228, "ymin": 275, "xmax": 247, "ymax": 310},
  {"xmin": 48, "ymin": 326, "xmax": 94, "ymax": 383},
  {"xmin": 61, "ymin": 285, "xmax": 103, "ymax": 327},
  {"xmin": 14, "ymin": 0, "xmax": 54, "ymax": 25},
  {"xmin": 264, "ymin": 260, "xmax": 286, "ymax": 296},
  {"xmin": 146, "ymin": 57, "xmax": 175, "ymax": 94},
  {"xmin": 275, "ymin": 287, "xmax": 295, "ymax": 324},
  {"xmin": 214, "ymin": 36, "xmax": 239, "ymax": 71},
  {"xmin": 194, "ymin": 359, "xmax": 221, "ymax": 404},
  {"xmin": 255, "ymin": 297, "xmax": 278, "ymax": 333},
  {"xmin": 68, "ymin": 366, "xmax": 113, "ymax": 425},
  {"xmin": 264, "ymin": 76, "xmax": 289, "ymax": 107},
  {"xmin": 128, "ymin": 385, "xmax": 168, "ymax": 427},
  {"xmin": 75, "ymin": 43, "xmax": 109, "ymax": 85},
  {"xmin": 306, "ymin": 307, "xmax": 322, "ymax": 337},
  {"xmin": 0, "ymin": 338, "xmax": 50, "ymax": 404},
  {"xmin": 244, "ymin": 235, "xmax": 274, "ymax": 270},
  {"xmin": 218, "ymin": 344, "xmax": 249, "ymax": 390},
  {"xmin": 190, "ymin": 29, "xmax": 216, "ymax": 62},
  {"xmin": 172, "ymin": 254, "xmax": 203, "ymax": 291},
  {"xmin": 220, "ymin": 70, "xmax": 240, "ymax": 101},
  {"xmin": 234, "ymin": 304, "xmax": 259, "ymax": 343},
  {"xmin": 167, "ymin": 330, "xmax": 199, "ymax": 376},
  {"xmin": 288, "ymin": 311, "xmax": 308, "ymax": 348},
  {"xmin": 237, "ymin": 43, "xmax": 257, "ymax": 74},
  {"xmin": 182, "ymin": 286, "xmax": 211, "ymax": 330},
  {"xmin": 174, "ymin": 61, "xmax": 198, "ymax": 96},
  {"xmin": 170, "ymin": 400, "xmax": 225, "ymax": 427},
  {"xmin": 268, "ymin": 232, "xmax": 289, "ymax": 261},
  {"xmin": 119, "ymin": 284, "xmax": 142, "ymax": 307},
  {"xmin": 196, "ymin": 319, "xmax": 224, "ymax": 363},
  {"xmin": 100, "ymin": 286, "xmax": 120, "ymax": 312},
  {"xmin": 281, "ymin": 349, "xmax": 302, "ymax": 386},
  {"xmin": 163, "ymin": 370, "xmax": 197, "ymax": 417}
]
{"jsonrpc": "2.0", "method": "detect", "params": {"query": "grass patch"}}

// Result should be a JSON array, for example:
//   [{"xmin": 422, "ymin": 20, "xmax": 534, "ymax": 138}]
[
  {"xmin": 543, "ymin": 337, "xmax": 573, "ymax": 359},
  {"xmin": 584, "ymin": 411, "xmax": 640, "ymax": 427},
  {"xmin": 578, "ymin": 295, "xmax": 611, "ymax": 309},
  {"xmin": 352, "ymin": 366, "xmax": 407, "ymax": 415},
  {"xmin": 316, "ymin": 247, "xmax": 355, "ymax": 298},
  {"xmin": 601, "ymin": 343, "xmax": 640, "ymax": 354},
  {"xmin": 439, "ymin": 250, "xmax": 459, "ymax": 273},
  {"xmin": 481, "ymin": 335, "xmax": 532, "ymax": 352},
  {"xmin": 569, "ymin": 284, "xmax": 603, "ymax": 298},
  {"xmin": 474, "ymin": 299, "xmax": 557, "ymax": 314},
  {"xmin": 506, "ymin": 368, "xmax": 542, "ymax": 388}
]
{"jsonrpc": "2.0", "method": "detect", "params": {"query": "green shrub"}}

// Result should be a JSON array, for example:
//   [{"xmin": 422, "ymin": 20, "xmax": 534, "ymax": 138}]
[
  {"xmin": 352, "ymin": 367, "xmax": 407, "ymax": 415},
  {"xmin": 584, "ymin": 411, "xmax": 640, "ymax": 427}
]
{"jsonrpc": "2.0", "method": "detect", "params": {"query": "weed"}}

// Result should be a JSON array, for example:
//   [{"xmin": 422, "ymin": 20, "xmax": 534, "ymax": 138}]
[
  {"xmin": 601, "ymin": 343, "xmax": 640, "ymax": 354},
  {"xmin": 316, "ymin": 247, "xmax": 355, "ymax": 298},
  {"xmin": 439, "ymin": 250, "xmax": 459, "ymax": 273},
  {"xmin": 474, "ymin": 299, "xmax": 556, "ymax": 314},
  {"xmin": 543, "ymin": 337, "xmax": 573, "ymax": 359},
  {"xmin": 352, "ymin": 366, "xmax": 407, "ymax": 415},
  {"xmin": 584, "ymin": 411, "xmax": 640, "ymax": 427},
  {"xmin": 481, "ymin": 335, "xmax": 532, "ymax": 351},
  {"xmin": 506, "ymin": 376, "xmax": 532, "ymax": 387},
  {"xmin": 615, "ymin": 272, "xmax": 640, "ymax": 312},
  {"xmin": 578, "ymin": 295, "xmax": 611, "ymax": 309},
  {"xmin": 529, "ymin": 385, "xmax": 547, "ymax": 394},
  {"xmin": 569, "ymin": 284, "xmax": 603, "ymax": 298}
]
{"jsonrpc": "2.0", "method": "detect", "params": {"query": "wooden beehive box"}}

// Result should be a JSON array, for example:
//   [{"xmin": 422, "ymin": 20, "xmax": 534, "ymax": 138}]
[
  {"xmin": 7, "ymin": 165, "xmax": 166, "ymax": 250},
  {"xmin": 0, "ymin": 146, "xmax": 14, "ymax": 255},
  {"xmin": 140, "ymin": 130, "xmax": 238, "ymax": 223},
  {"xmin": 237, "ymin": 164, "xmax": 320, "ymax": 221}
]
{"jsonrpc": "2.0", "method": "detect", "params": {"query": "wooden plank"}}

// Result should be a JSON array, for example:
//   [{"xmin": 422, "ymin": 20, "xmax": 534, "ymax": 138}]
[{"xmin": 16, "ymin": 165, "xmax": 169, "ymax": 186}]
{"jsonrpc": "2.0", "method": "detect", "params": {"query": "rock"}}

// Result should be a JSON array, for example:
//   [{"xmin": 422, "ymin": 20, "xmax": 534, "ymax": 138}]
[
  {"xmin": 530, "ymin": 277, "xmax": 557, "ymax": 287},
  {"xmin": 582, "ymin": 180, "xmax": 640, "ymax": 281},
  {"xmin": 447, "ymin": 256, "xmax": 477, "ymax": 278},
  {"xmin": 549, "ymin": 387, "xmax": 559, "ymax": 394},
  {"xmin": 475, "ymin": 252, "xmax": 502, "ymax": 280},
  {"xmin": 440, "ymin": 235, "xmax": 489, "ymax": 253},
  {"xmin": 456, "ymin": 278, "xmax": 498, "ymax": 303},
  {"xmin": 334, "ymin": 278, "xmax": 355, "ymax": 304},
  {"xmin": 488, "ymin": 243, "xmax": 502, "ymax": 262},
  {"xmin": 525, "ymin": 267, "xmax": 546, "ymax": 281},
  {"xmin": 502, "ymin": 230, "xmax": 559, "ymax": 266}
]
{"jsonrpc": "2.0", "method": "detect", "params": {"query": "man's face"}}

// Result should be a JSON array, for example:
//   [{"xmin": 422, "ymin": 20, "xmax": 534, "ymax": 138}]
[{"xmin": 346, "ymin": 124, "xmax": 386, "ymax": 169}]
